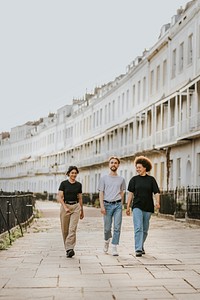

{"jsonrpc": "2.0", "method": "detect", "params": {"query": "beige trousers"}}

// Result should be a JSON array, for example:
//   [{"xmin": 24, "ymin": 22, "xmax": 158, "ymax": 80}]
[{"xmin": 60, "ymin": 203, "xmax": 81, "ymax": 251}]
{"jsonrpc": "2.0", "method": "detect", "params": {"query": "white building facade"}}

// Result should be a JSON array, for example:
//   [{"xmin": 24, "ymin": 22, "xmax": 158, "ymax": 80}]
[{"xmin": 1, "ymin": 0, "xmax": 200, "ymax": 195}]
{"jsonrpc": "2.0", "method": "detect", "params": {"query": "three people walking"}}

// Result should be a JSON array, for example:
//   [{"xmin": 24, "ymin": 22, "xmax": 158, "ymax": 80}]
[{"xmin": 58, "ymin": 155, "xmax": 160, "ymax": 258}]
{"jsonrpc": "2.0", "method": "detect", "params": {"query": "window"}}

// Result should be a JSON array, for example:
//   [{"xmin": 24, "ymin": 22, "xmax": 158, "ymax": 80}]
[
  {"xmin": 118, "ymin": 96, "xmax": 120, "ymax": 116},
  {"xmin": 199, "ymin": 26, "xmax": 200, "ymax": 58},
  {"xmin": 143, "ymin": 77, "xmax": 146, "ymax": 102},
  {"xmin": 108, "ymin": 103, "xmax": 111, "ymax": 123},
  {"xmin": 124, "ymin": 126, "xmax": 128, "ymax": 145},
  {"xmin": 147, "ymin": 111, "xmax": 152, "ymax": 136},
  {"xmin": 179, "ymin": 42, "xmax": 184, "ymax": 72},
  {"xmin": 150, "ymin": 70, "xmax": 154, "ymax": 94},
  {"xmin": 154, "ymin": 163, "xmax": 158, "ymax": 178},
  {"xmin": 129, "ymin": 123, "xmax": 133, "ymax": 144},
  {"xmin": 156, "ymin": 65, "xmax": 160, "ymax": 91},
  {"xmin": 105, "ymin": 105, "xmax": 107, "ymax": 123},
  {"xmin": 96, "ymin": 111, "xmax": 99, "ymax": 127},
  {"xmin": 122, "ymin": 93, "xmax": 125, "ymax": 114},
  {"xmin": 169, "ymin": 160, "xmax": 173, "ymax": 190},
  {"xmin": 172, "ymin": 49, "xmax": 176, "ymax": 78},
  {"xmin": 80, "ymin": 121, "xmax": 82, "ymax": 135},
  {"xmin": 160, "ymin": 162, "xmax": 164, "ymax": 190},
  {"xmin": 93, "ymin": 112, "xmax": 95, "ymax": 128},
  {"xmin": 138, "ymin": 81, "xmax": 141, "ymax": 104},
  {"xmin": 84, "ymin": 119, "xmax": 87, "ymax": 134},
  {"xmin": 177, "ymin": 158, "xmax": 181, "ymax": 187},
  {"xmin": 112, "ymin": 100, "xmax": 115, "ymax": 120},
  {"xmin": 83, "ymin": 118, "xmax": 86, "ymax": 134},
  {"xmin": 136, "ymin": 121, "xmax": 139, "ymax": 139},
  {"xmin": 132, "ymin": 85, "xmax": 135, "ymax": 107},
  {"xmin": 89, "ymin": 115, "xmax": 92, "ymax": 130},
  {"xmin": 120, "ymin": 128, "xmax": 123, "ymax": 147},
  {"xmin": 197, "ymin": 153, "xmax": 200, "ymax": 185},
  {"xmin": 188, "ymin": 34, "xmax": 193, "ymax": 65},
  {"xmin": 163, "ymin": 60, "xmax": 167, "ymax": 86},
  {"xmin": 170, "ymin": 98, "xmax": 175, "ymax": 127},
  {"xmin": 126, "ymin": 89, "xmax": 129, "ymax": 111},
  {"xmin": 100, "ymin": 109, "xmax": 102, "ymax": 126}
]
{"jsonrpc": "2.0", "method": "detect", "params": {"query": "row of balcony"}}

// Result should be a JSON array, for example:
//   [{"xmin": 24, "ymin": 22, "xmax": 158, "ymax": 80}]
[{"xmin": 1, "ymin": 109, "xmax": 200, "ymax": 179}]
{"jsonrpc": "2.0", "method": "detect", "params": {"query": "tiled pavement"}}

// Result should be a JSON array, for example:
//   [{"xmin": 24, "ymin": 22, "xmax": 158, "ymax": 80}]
[{"xmin": 0, "ymin": 200, "xmax": 200, "ymax": 300}]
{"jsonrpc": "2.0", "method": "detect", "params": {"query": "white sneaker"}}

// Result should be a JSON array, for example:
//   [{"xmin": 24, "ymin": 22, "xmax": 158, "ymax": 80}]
[
  {"xmin": 103, "ymin": 239, "xmax": 110, "ymax": 253},
  {"xmin": 112, "ymin": 244, "xmax": 119, "ymax": 256}
]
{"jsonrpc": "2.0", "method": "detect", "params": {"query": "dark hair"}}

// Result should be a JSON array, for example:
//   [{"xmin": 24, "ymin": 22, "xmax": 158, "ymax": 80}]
[
  {"xmin": 108, "ymin": 156, "xmax": 120, "ymax": 164},
  {"xmin": 134, "ymin": 156, "xmax": 152, "ymax": 172},
  {"xmin": 66, "ymin": 166, "xmax": 79, "ymax": 176}
]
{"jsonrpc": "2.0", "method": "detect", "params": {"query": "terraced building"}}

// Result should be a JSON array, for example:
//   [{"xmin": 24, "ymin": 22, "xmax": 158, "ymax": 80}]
[{"xmin": 1, "ymin": 0, "xmax": 200, "ymax": 197}]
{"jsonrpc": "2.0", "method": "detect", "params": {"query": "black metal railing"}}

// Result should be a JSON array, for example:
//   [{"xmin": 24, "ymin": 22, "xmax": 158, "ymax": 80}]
[
  {"xmin": 160, "ymin": 190, "xmax": 176, "ymax": 215},
  {"xmin": 187, "ymin": 186, "xmax": 200, "ymax": 219},
  {"xmin": 160, "ymin": 187, "xmax": 200, "ymax": 220},
  {"xmin": 0, "ymin": 193, "xmax": 35, "ymax": 240}
]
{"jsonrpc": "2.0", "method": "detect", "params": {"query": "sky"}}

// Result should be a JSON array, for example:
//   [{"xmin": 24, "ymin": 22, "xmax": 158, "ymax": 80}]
[{"xmin": 0, "ymin": 0, "xmax": 190, "ymax": 132}]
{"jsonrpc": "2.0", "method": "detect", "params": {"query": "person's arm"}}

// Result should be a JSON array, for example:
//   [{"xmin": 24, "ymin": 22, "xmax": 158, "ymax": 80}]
[
  {"xmin": 78, "ymin": 193, "xmax": 84, "ymax": 219},
  {"xmin": 126, "ymin": 191, "xmax": 133, "ymax": 216},
  {"xmin": 99, "ymin": 191, "xmax": 106, "ymax": 215},
  {"xmin": 120, "ymin": 178, "xmax": 126, "ymax": 205},
  {"xmin": 120, "ymin": 190, "xmax": 125, "ymax": 204},
  {"xmin": 154, "ymin": 193, "xmax": 160, "ymax": 209},
  {"xmin": 57, "ymin": 190, "xmax": 70, "ymax": 213}
]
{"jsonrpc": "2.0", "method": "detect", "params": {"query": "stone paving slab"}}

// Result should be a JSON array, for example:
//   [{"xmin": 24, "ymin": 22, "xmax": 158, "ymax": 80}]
[{"xmin": 0, "ymin": 200, "xmax": 200, "ymax": 300}]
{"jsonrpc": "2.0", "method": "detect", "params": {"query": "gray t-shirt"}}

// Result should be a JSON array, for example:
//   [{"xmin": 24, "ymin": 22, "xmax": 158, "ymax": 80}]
[{"xmin": 98, "ymin": 174, "xmax": 126, "ymax": 202}]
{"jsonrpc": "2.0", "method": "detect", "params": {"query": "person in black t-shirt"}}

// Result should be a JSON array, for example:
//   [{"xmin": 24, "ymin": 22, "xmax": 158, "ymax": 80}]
[
  {"xmin": 126, "ymin": 156, "xmax": 160, "ymax": 257},
  {"xmin": 57, "ymin": 166, "xmax": 84, "ymax": 258}
]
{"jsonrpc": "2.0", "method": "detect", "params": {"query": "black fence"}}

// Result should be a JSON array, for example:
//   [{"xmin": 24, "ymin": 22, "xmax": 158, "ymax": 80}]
[
  {"xmin": 187, "ymin": 187, "xmax": 200, "ymax": 219},
  {"xmin": 0, "ymin": 193, "xmax": 35, "ymax": 236},
  {"xmin": 160, "ymin": 187, "xmax": 200, "ymax": 219},
  {"xmin": 160, "ymin": 190, "xmax": 176, "ymax": 215},
  {"xmin": 82, "ymin": 193, "xmax": 99, "ymax": 206}
]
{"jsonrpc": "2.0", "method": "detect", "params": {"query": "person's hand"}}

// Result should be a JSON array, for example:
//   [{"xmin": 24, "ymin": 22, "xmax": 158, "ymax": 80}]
[
  {"xmin": 80, "ymin": 209, "xmax": 84, "ymax": 219},
  {"xmin": 100, "ymin": 207, "xmax": 106, "ymax": 215},
  {"xmin": 155, "ymin": 202, "xmax": 160, "ymax": 210},
  {"xmin": 64, "ymin": 206, "xmax": 70, "ymax": 214},
  {"xmin": 126, "ymin": 207, "xmax": 131, "ymax": 216}
]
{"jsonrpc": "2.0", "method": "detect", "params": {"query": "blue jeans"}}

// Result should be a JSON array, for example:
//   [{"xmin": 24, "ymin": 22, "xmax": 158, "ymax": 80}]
[
  {"xmin": 103, "ymin": 202, "xmax": 122, "ymax": 245},
  {"xmin": 133, "ymin": 208, "xmax": 152, "ymax": 252}
]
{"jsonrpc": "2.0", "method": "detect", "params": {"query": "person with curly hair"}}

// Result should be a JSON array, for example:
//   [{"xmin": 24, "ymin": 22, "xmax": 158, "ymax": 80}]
[
  {"xmin": 57, "ymin": 166, "xmax": 84, "ymax": 258},
  {"xmin": 126, "ymin": 156, "xmax": 160, "ymax": 257}
]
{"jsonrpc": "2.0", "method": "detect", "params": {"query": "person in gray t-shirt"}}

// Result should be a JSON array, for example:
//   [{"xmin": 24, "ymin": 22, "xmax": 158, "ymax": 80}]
[{"xmin": 98, "ymin": 156, "xmax": 126, "ymax": 256}]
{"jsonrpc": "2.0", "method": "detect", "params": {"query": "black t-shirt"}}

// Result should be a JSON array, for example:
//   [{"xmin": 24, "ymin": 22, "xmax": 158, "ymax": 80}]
[
  {"xmin": 128, "ymin": 175, "xmax": 160, "ymax": 212},
  {"xmin": 59, "ymin": 180, "xmax": 82, "ymax": 203}
]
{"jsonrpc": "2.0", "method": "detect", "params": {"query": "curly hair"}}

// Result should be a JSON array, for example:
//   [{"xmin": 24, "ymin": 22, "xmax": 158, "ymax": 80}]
[
  {"xmin": 66, "ymin": 166, "xmax": 79, "ymax": 176},
  {"xmin": 134, "ymin": 156, "xmax": 152, "ymax": 172}
]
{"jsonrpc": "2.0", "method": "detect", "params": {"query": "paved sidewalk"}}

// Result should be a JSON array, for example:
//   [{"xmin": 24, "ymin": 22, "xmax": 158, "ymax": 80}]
[{"xmin": 0, "ymin": 200, "xmax": 200, "ymax": 300}]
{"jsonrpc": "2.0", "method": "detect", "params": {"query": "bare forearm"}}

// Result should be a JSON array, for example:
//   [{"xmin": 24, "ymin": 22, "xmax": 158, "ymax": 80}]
[
  {"xmin": 78, "ymin": 195, "xmax": 83, "ymax": 210},
  {"xmin": 155, "ymin": 193, "xmax": 160, "ymax": 209},
  {"xmin": 99, "ymin": 191, "xmax": 106, "ymax": 215},
  {"xmin": 126, "ymin": 192, "xmax": 133, "ymax": 216},
  {"xmin": 57, "ymin": 192, "xmax": 68, "ymax": 210},
  {"xmin": 99, "ymin": 191, "xmax": 104, "ymax": 208},
  {"xmin": 126, "ymin": 192, "xmax": 133, "ymax": 208},
  {"xmin": 120, "ymin": 191, "xmax": 125, "ymax": 204}
]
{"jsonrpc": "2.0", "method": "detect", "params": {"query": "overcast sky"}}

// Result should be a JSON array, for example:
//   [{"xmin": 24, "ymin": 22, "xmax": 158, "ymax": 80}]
[{"xmin": 0, "ymin": 0, "xmax": 190, "ymax": 132}]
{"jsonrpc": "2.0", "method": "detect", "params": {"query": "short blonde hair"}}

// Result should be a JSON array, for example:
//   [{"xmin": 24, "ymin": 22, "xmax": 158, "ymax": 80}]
[
  {"xmin": 134, "ymin": 156, "xmax": 152, "ymax": 172},
  {"xmin": 108, "ymin": 156, "xmax": 120, "ymax": 164}
]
